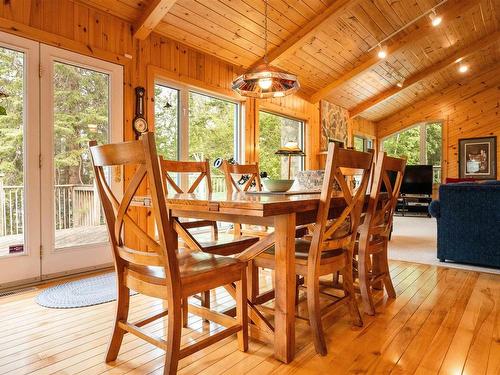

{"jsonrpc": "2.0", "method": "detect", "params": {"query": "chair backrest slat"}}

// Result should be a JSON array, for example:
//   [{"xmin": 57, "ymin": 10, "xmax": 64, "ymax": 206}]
[
  {"xmin": 158, "ymin": 158, "xmax": 212, "ymax": 195},
  {"xmin": 361, "ymin": 152, "xmax": 407, "ymax": 238},
  {"xmin": 309, "ymin": 144, "xmax": 374, "ymax": 266},
  {"xmin": 222, "ymin": 161, "xmax": 262, "ymax": 193}
]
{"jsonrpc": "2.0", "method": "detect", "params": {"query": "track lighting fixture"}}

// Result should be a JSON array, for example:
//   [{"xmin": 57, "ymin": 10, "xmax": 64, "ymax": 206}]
[
  {"xmin": 429, "ymin": 10, "xmax": 442, "ymax": 27},
  {"xmin": 377, "ymin": 45, "xmax": 387, "ymax": 59}
]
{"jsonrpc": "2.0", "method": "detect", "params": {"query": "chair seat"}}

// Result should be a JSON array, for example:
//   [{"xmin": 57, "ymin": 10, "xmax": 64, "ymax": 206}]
[
  {"xmin": 125, "ymin": 248, "xmax": 246, "ymax": 298},
  {"xmin": 197, "ymin": 234, "xmax": 259, "ymax": 256},
  {"xmin": 261, "ymin": 238, "xmax": 344, "ymax": 262}
]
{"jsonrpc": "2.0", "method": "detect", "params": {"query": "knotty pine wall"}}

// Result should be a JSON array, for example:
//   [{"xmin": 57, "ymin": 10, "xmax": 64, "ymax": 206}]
[
  {"xmin": 376, "ymin": 64, "xmax": 500, "ymax": 181},
  {"xmin": 349, "ymin": 117, "xmax": 377, "ymax": 142}
]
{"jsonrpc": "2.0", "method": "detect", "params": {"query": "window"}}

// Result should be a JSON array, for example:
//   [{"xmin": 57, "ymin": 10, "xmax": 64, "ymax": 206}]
[
  {"xmin": 154, "ymin": 84, "xmax": 179, "ymax": 160},
  {"xmin": 153, "ymin": 81, "xmax": 241, "ymax": 193},
  {"xmin": 52, "ymin": 62, "xmax": 110, "ymax": 249},
  {"xmin": 0, "ymin": 45, "xmax": 26, "ymax": 257},
  {"xmin": 353, "ymin": 135, "xmax": 373, "ymax": 152},
  {"xmin": 259, "ymin": 111, "xmax": 305, "ymax": 179},
  {"xmin": 188, "ymin": 91, "xmax": 239, "ymax": 171},
  {"xmin": 383, "ymin": 122, "xmax": 442, "ymax": 183}
]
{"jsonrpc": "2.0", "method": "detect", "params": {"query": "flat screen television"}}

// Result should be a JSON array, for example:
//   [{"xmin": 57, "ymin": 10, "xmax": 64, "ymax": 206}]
[{"xmin": 401, "ymin": 165, "xmax": 433, "ymax": 195}]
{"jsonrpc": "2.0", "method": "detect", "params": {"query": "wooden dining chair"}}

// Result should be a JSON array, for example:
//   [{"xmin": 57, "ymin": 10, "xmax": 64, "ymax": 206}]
[
  {"xmin": 89, "ymin": 132, "xmax": 248, "ymax": 375},
  {"xmin": 222, "ymin": 160, "xmax": 263, "ymax": 195},
  {"xmin": 158, "ymin": 157, "xmax": 259, "ymax": 311},
  {"xmin": 158, "ymin": 158, "xmax": 218, "ymax": 238},
  {"xmin": 222, "ymin": 160, "xmax": 271, "ymax": 302},
  {"xmin": 254, "ymin": 143, "xmax": 374, "ymax": 355},
  {"xmin": 158, "ymin": 157, "xmax": 259, "ymax": 256},
  {"xmin": 356, "ymin": 152, "xmax": 406, "ymax": 315}
]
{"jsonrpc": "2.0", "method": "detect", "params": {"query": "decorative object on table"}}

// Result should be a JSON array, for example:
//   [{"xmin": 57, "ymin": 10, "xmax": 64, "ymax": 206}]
[
  {"xmin": 36, "ymin": 273, "xmax": 137, "ymax": 309},
  {"xmin": 262, "ymin": 178, "xmax": 294, "ymax": 192},
  {"xmin": 320, "ymin": 100, "xmax": 348, "ymax": 151},
  {"xmin": 275, "ymin": 141, "xmax": 305, "ymax": 179},
  {"xmin": 293, "ymin": 170, "xmax": 325, "ymax": 191},
  {"xmin": 132, "ymin": 86, "xmax": 148, "ymax": 139},
  {"xmin": 458, "ymin": 136, "xmax": 497, "ymax": 180},
  {"xmin": 0, "ymin": 87, "xmax": 9, "ymax": 115},
  {"xmin": 231, "ymin": 0, "xmax": 299, "ymax": 99}
]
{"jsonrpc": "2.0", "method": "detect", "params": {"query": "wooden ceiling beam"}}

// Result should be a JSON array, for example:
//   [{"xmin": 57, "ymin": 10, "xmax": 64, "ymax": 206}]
[
  {"xmin": 309, "ymin": 0, "xmax": 481, "ymax": 103},
  {"xmin": 248, "ymin": 0, "xmax": 357, "ymax": 69},
  {"xmin": 133, "ymin": 0, "xmax": 178, "ymax": 40},
  {"xmin": 349, "ymin": 30, "xmax": 500, "ymax": 118}
]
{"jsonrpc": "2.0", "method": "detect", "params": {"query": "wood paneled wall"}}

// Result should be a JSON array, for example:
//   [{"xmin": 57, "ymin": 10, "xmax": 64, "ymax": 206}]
[
  {"xmin": 377, "ymin": 64, "xmax": 500, "ymax": 180},
  {"xmin": 349, "ymin": 117, "xmax": 376, "ymax": 141}
]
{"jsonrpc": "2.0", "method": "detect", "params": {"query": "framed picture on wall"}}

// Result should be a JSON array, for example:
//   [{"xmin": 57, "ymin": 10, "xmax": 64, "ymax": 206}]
[{"xmin": 458, "ymin": 136, "xmax": 497, "ymax": 179}]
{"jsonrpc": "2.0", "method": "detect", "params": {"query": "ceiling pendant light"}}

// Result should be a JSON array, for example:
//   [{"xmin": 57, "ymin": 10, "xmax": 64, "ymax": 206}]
[
  {"xmin": 429, "ymin": 9, "xmax": 442, "ymax": 27},
  {"xmin": 232, "ymin": 0, "xmax": 299, "ymax": 99}
]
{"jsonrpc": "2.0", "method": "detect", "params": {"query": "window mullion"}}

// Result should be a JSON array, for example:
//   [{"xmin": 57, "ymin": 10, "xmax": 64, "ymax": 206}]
[
  {"xmin": 420, "ymin": 123, "xmax": 427, "ymax": 164},
  {"xmin": 179, "ymin": 87, "xmax": 189, "ymax": 190}
]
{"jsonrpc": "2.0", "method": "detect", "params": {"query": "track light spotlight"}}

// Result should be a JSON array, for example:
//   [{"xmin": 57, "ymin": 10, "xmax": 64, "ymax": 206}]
[
  {"xmin": 377, "ymin": 45, "xmax": 387, "ymax": 59},
  {"xmin": 429, "ymin": 10, "xmax": 442, "ymax": 27}
]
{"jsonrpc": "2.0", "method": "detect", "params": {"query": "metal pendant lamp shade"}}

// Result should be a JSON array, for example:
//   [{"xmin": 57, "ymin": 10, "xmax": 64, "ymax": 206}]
[
  {"xmin": 232, "ymin": 0, "xmax": 300, "ymax": 99},
  {"xmin": 232, "ymin": 64, "xmax": 300, "ymax": 99}
]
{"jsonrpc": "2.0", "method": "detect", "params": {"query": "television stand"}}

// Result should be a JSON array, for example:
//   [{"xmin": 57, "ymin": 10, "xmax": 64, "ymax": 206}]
[{"xmin": 396, "ymin": 194, "xmax": 432, "ymax": 217}]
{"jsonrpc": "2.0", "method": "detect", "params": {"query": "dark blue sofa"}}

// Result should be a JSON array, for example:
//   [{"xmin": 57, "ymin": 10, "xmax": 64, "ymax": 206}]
[{"xmin": 429, "ymin": 181, "xmax": 500, "ymax": 268}]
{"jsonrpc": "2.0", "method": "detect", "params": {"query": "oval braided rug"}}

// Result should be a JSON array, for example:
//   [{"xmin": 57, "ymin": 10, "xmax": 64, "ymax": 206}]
[{"xmin": 36, "ymin": 273, "xmax": 136, "ymax": 309}]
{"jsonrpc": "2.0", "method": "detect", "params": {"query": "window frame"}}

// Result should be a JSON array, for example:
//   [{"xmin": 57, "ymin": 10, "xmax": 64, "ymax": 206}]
[
  {"xmin": 257, "ymin": 109, "xmax": 306, "ymax": 178},
  {"xmin": 353, "ymin": 134, "xmax": 374, "ymax": 152},
  {"xmin": 381, "ymin": 121, "xmax": 443, "ymax": 183},
  {"xmin": 153, "ymin": 77, "xmax": 244, "ymax": 164}
]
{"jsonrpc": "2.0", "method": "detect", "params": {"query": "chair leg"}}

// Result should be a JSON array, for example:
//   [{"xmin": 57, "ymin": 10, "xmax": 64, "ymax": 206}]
[
  {"xmin": 295, "ymin": 275, "xmax": 301, "ymax": 305},
  {"xmin": 247, "ymin": 260, "xmax": 259, "ymax": 303},
  {"xmin": 372, "ymin": 252, "xmax": 383, "ymax": 290},
  {"xmin": 234, "ymin": 223, "xmax": 242, "ymax": 237},
  {"xmin": 164, "ymin": 295, "xmax": 182, "ymax": 375},
  {"xmin": 212, "ymin": 222, "xmax": 218, "ymax": 241},
  {"xmin": 182, "ymin": 298, "xmax": 189, "ymax": 328},
  {"xmin": 358, "ymin": 250, "xmax": 376, "ymax": 316},
  {"xmin": 236, "ymin": 269, "xmax": 249, "ymax": 352},
  {"xmin": 332, "ymin": 271, "xmax": 341, "ymax": 288},
  {"xmin": 342, "ymin": 252, "xmax": 363, "ymax": 326},
  {"xmin": 106, "ymin": 274, "xmax": 130, "ymax": 362},
  {"xmin": 201, "ymin": 291, "xmax": 211, "ymax": 309},
  {"xmin": 306, "ymin": 272, "xmax": 327, "ymax": 356},
  {"xmin": 381, "ymin": 241, "xmax": 396, "ymax": 298},
  {"xmin": 200, "ymin": 291, "xmax": 211, "ymax": 323}
]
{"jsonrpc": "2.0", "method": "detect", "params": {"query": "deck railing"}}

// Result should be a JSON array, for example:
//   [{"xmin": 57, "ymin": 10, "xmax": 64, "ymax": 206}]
[
  {"xmin": 0, "ymin": 175, "xmax": 229, "ymax": 237},
  {"xmin": 0, "ymin": 184, "xmax": 104, "ymax": 237}
]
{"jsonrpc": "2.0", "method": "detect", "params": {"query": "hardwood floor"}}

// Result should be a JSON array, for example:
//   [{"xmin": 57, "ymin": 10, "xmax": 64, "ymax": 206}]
[{"xmin": 0, "ymin": 261, "xmax": 498, "ymax": 374}]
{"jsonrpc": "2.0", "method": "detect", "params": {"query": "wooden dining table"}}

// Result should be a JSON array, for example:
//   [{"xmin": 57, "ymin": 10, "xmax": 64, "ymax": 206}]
[{"xmin": 134, "ymin": 189, "xmax": 372, "ymax": 363}]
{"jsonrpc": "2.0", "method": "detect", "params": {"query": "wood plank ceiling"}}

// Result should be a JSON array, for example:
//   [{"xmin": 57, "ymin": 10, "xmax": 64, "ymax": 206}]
[{"xmin": 77, "ymin": 0, "xmax": 500, "ymax": 122}]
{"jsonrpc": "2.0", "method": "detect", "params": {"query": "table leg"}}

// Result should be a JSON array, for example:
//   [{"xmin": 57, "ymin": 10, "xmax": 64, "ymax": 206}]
[{"xmin": 273, "ymin": 213, "xmax": 296, "ymax": 363}]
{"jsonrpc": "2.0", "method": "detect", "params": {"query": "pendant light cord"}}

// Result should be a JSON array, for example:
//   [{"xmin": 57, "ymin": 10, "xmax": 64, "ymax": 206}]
[{"xmin": 264, "ymin": 0, "xmax": 268, "ymax": 65}]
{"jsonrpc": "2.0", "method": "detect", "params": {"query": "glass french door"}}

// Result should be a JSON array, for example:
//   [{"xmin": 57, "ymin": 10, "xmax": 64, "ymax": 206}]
[
  {"xmin": 0, "ymin": 31, "xmax": 123, "ymax": 286},
  {"xmin": 40, "ymin": 45, "xmax": 123, "ymax": 278},
  {"xmin": 0, "ymin": 32, "xmax": 41, "ymax": 286}
]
